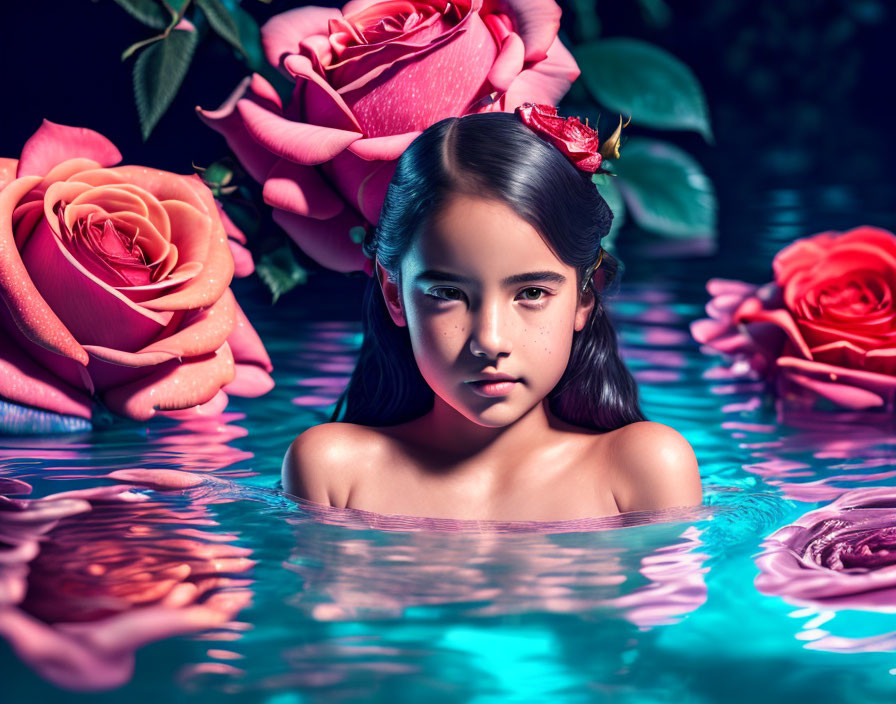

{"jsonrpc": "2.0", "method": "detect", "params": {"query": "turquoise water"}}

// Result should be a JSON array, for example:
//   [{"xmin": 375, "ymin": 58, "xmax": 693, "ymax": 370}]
[{"xmin": 3, "ymin": 184, "xmax": 896, "ymax": 702}]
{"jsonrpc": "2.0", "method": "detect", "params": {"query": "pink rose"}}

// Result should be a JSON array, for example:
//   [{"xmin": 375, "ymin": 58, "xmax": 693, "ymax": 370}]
[
  {"xmin": 755, "ymin": 486, "xmax": 896, "ymax": 611},
  {"xmin": 0, "ymin": 120, "xmax": 274, "ymax": 425},
  {"xmin": 198, "ymin": 0, "xmax": 579, "ymax": 272},
  {"xmin": 691, "ymin": 226, "xmax": 896, "ymax": 411}
]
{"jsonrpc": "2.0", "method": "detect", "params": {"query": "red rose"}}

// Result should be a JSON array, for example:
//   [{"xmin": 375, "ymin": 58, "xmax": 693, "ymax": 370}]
[
  {"xmin": 691, "ymin": 226, "xmax": 896, "ymax": 411},
  {"xmin": 515, "ymin": 102, "xmax": 603, "ymax": 172}
]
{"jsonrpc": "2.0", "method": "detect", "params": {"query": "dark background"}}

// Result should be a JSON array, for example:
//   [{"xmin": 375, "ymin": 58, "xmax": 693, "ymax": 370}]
[{"xmin": 2, "ymin": 0, "xmax": 894, "ymax": 310}]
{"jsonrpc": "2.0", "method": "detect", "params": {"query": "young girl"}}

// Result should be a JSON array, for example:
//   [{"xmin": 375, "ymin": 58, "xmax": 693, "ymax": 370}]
[{"xmin": 282, "ymin": 106, "xmax": 702, "ymax": 521}]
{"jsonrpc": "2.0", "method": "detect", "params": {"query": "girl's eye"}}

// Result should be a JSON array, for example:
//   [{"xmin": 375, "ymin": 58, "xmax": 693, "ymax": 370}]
[
  {"xmin": 427, "ymin": 287, "xmax": 465, "ymax": 301},
  {"xmin": 519, "ymin": 287, "xmax": 548, "ymax": 302}
]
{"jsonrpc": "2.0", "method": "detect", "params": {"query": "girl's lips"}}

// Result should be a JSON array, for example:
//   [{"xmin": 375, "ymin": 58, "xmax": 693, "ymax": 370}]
[{"xmin": 466, "ymin": 379, "xmax": 519, "ymax": 397}]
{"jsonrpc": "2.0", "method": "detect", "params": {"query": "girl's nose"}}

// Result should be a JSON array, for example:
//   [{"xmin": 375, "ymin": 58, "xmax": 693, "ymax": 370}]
[{"xmin": 469, "ymin": 299, "xmax": 513, "ymax": 360}]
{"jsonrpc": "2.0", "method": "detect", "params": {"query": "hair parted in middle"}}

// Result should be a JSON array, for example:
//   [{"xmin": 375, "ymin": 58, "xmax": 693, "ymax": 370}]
[{"xmin": 331, "ymin": 110, "xmax": 646, "ymax": 431}]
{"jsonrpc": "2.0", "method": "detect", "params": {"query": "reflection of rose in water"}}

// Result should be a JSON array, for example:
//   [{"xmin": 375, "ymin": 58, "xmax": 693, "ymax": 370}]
[
  {"xmin": 755, "ymin": 487, "xmax": 896, "ymax": 653},
  {"xmin": 0, "ymin": 410, "xmax": 255, "ymax": 490},
  {"xmin": 0, "ymin": 470, "xmax": 254, "ymax": 691},
  {"xmin": 284, "ymin": 501, "xmax": 710, "ymax": 629},
  {"xmin": 714, "ymin": 400, "xmax": 896, "ymax": 503},
  {"xmin": 146, "ymin": 411, "xmax": 255, "ymax": 477}
]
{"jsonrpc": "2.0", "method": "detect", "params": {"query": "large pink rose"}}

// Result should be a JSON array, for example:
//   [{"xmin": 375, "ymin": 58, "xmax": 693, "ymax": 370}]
[
  {"xmin": 0, "ymin": 121, "xmax": 274, "ymax": 425},
  {"xmin": 691, "ymin": 226, "xmax": 896, "ymax": 411},
  {"xmin": 198, "ymin": 0, "xmax": 578, "ymax": 272}
]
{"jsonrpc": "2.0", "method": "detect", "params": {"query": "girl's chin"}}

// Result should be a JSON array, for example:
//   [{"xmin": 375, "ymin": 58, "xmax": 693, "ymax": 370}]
[{"xmin": 461, "ymin": 403, "xmax": 527, "ymax": 428}]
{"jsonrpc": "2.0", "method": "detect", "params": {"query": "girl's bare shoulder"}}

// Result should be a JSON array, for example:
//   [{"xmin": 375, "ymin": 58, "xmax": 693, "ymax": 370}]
[
  {"xmin": 281, "ymin": 422, "xmax": 392, "ymax": 508},
  {"xmin": 600, "ymin": 421, "xmax": 703, "ymax": 513}
]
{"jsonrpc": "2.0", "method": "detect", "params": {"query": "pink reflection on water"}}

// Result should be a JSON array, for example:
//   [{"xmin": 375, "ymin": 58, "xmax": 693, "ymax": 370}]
[
  {"xmin": 0, "ymin": 470, "xmax": 254, "ymax": 691},
  {"xmin": 0, "ymin": 411, "xmax": 254, "ymax": 486},
  {"xmin": 712, "ymin": 376, "xmax": 896, "ymax": 501},
  {"xmin": 290, "ymin": 324, "xmax": 357, "ymax": 410},
  {"xmin": 282, "ymin": 499, "xmax": 710, "ymax": 630}
]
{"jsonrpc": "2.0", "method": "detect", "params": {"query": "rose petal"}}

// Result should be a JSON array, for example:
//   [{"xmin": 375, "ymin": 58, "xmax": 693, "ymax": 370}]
[
  {"xmin": 72, "ymin": 167, "xmax": 205, "ymax": 212},
  {"xmin": 346, "ymin": 131, "xmax": 421, "ymax": 161},
  {"xmin": 142, "ymin": 177, "xmax": 235, "ymax": 311},
  {"xmin": 83, "ymin": 287, "xmax": 237, "ymax": 367},
  {"xmin": 0, "ymin": 330, "xmax": 92, "ymax": 419},
  {"xmin": 500, "ymin": 35, "xmax": 581, "ymax": 112},
  {"xmin": 690, "ymin": 318, "xmax": 735, "ymax": 346},
  {"xmin": 867, "ymin": 347, "xmax": 896, "ymax": 376},
  {"xmin": 706, "ymin": 278, "xmax": 761, "ymax": 298},
  {"xmin": 282, "ymin": 54, "xmax": 363, "ymax": 133},
  {"xmin": 777, "ymin": 356, "xmax": 896, "ymax": 409},
  {"xmin": 215, "ymin": 201, "xmax": 245, "ymax": 244},
  {"xmin": 196, "ymin": 76, "xmax": 281, "ymax": 184},
  {"xmin": 155, "ymin": 388, "xmax": 230, "ymax": 420},
  {"xmin": 236, "ymin": 100, "xmax": 362, "ymax": 166},
  {"xmin": 356, "ymin": 160, "xmax": 398, "ymax": 225},
  {"xmin": 20, "ymin": 219, "xmax": 171, "ymax": 350},
  {"xmin": 228, "ymin": 240, "xmax": 254, "ymax": 278},
  {"xmin": 734, "ymin": 299, "xmax": 814, "ymax": 360},
  {"xmin": 262, "ymin": 159, "xmax": 345, "ymax": 219},
  {"xmin": 102, "ymin": 345, "xmax": 236, "ymax": 421},
  {"xmin": 324, "ymin": 150, "xmax": 396, "ymax": 225},
  {"xmin": 261, "ymin": 6, "xmax": 342, "ymax": 70},
  {"xmin": 16, "ymin": 120, "xmax": 121, "ymax": 178},
  {"xmin": 0, "ymin": 159, "xmax": 17, "ymax": 191},
  {"xmin": 498, "ymin": 0, "xmax": 562, "ymax": 62},
  {"xmin": 223, "ymin": 364, "xmax": 274, "ymax": 398},
  {"xmin": 487, "ymin": 31, "xmax": 525, "ymax": 92},
  {"xmin": 781, "ymin": 370, "xmax": 885, "ymax": 411},
  {"xmin": 272, "ymin": 206, "xmax": 368, "ymax": 272},
  {"xmin": 797, "ymin": 318, "xmax": 881, "ymax": 350},
  {"xmin": 0, "ymin": 175, "xmax": 89, "ymax": 365},
  {"xmin": 337, "ymin": 12, "xmax": 497, "ymax": 136},
  {"xmin": 226, "ymin": 298, "xmax": 273, "ymax": 374},
  {"xmin": 0, "ymin": 299, "xmax": 93, "ymax": 394}
]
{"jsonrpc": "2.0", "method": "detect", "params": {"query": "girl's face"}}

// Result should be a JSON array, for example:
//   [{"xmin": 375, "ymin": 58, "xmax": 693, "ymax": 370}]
[{"xmin": 377, "ymin": 193, "xmax": 595, "ymax": 428}]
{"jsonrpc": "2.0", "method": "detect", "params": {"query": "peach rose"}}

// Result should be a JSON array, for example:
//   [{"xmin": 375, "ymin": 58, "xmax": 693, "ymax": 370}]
[
  {"xmin": 0, "ymin": 120, "xmax": 273, "ymax": 427},
  {"xmin": 691, "ymin": 226, "xmax": 896, "ymax": 411},
  {"xmin": 198, "ymin": 0, "xmax": 578, "ymax": 272}
]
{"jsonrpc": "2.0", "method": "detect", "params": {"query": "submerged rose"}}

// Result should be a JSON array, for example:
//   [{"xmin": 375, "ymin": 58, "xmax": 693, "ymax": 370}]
[
  {"xmin": 0, "ymin": 120, "xmax": 273, "ymax": 427},
  {"xmin": 691, "ymin": 226, "xmax": 896, "ymax": 411},
  {"xmin": 754, "ymin": 486, "xmax": 896, "ymax": 611},
  {"xmin": 198, "ymin": 0, "xmax": 578, "ymax": 272}
]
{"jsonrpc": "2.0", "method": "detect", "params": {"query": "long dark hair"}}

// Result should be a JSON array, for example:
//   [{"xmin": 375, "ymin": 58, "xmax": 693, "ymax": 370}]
[{"xmin": 331, "ymin": 111, "xmax": 647, "ymax": 431}]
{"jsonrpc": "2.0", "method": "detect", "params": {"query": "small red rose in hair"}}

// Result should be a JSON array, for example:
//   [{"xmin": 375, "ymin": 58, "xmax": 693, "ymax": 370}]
[{"xmin": 514, "ymin": 103, "xmax": 626, "ymax": 173}]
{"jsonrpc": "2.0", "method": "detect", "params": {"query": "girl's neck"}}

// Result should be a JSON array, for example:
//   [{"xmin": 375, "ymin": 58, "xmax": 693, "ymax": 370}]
[{"xmin": 412, "ymin": 394, "xmax": 562, "ymax": 461}]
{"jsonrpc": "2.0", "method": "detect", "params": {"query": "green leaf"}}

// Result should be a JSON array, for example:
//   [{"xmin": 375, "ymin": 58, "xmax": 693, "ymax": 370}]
[
  {"xmin": 221, "ymin": 199, "xmax": 260, "ymax": 238},
  {"xmin": 592, "ymin": 172, "xmax": 626, "ymax": 251},
  {"xmin": 611, "ymin": 137, "xmax": 716, "ymax": 238},
  {"xmin": 256, "ymin": 245, "xmax": 308, "ymax": 303},
  {"xmin": 228, "ymin": 5, "xmax": 292, "ymax": 101},
  {"xmin": 635, "ymin": 0, "xmax": 672, "ymax": 28},
  {"xmin": 570, "ymin": 0, "xmax": 601, "ymax": 41},
  {"xmin": 133, "ymin": 27, "xmax": 199, "ymax": 140},
  {"xmin": 121, "ymin": 33, "xmax": 165, "ymax": 62},
  {"xmin": 575, "ymin": 38, "xmax": 712, "ymax": 141},
  {"xmin": 195, "ymin": 0, "xmax": 244, "ymax": 54},
  {"xmin": 113, "ymin": 0, "xmax": 170, "ymax": 29},
  {"xmin": 162, "ymin": 0, "xmax": 190, "ymax": 14},
  {"xmin": 231, "ymin": 4, "xmax": 264, "ymax": 71}
]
